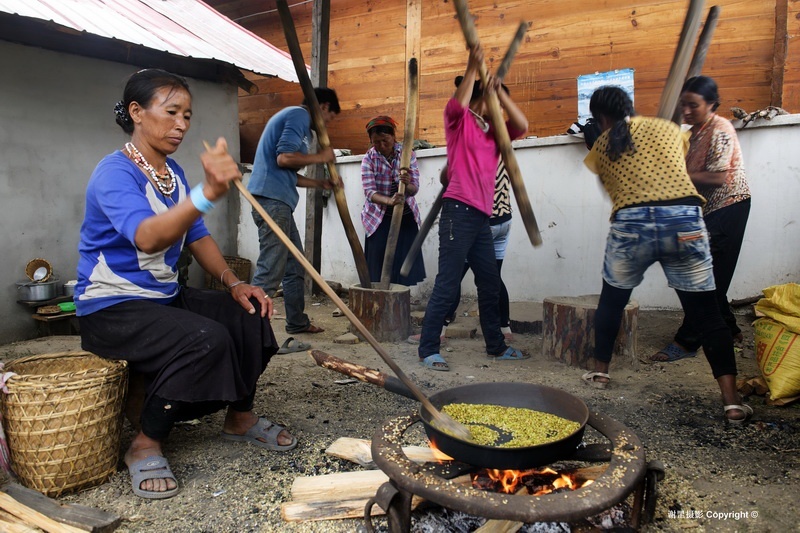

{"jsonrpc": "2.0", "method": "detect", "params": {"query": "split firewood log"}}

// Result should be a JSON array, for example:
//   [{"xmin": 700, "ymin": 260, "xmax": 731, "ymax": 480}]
[
  {"xmin": 325, "ymin": 437, "xmax": 450, "ymax": 467},
  {"xmin": 0, "ymin": 492, "xmax": 84, "ymax": 533}
]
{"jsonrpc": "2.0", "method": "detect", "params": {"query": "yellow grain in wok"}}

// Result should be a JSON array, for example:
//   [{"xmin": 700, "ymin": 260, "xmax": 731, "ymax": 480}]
[{"xmin": 441, "ymin": 403, "xmax": 581, "ymax": 448}]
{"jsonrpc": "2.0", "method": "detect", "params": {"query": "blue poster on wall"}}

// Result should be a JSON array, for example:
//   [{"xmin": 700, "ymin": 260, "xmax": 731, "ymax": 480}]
[{"xmin": 577, "ymin": 69, "xmax": 635, "ymax": 123}]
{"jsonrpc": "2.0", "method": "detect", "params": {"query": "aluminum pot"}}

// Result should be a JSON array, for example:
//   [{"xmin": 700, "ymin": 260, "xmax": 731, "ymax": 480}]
[
  {"xmin": 16, "ymin": 279, "xmax": 60, "ymax": 301},
  {"xmin": 63, "ymin": 280, "xmax": 77, "ymax": 297}
]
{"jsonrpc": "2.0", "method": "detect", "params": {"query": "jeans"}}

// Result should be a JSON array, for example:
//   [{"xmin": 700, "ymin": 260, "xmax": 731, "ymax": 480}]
[
  {"xmin": 251, "ymin": 196, "xmax": 311, "ymax": 333},
  {"xmin": 491, "ymin": 218, "xmax": 512, "ymax": 260},
  {"xmin": 603, "ymin": 205, "xmax": 715, "ymax": 291},
  {"xmin": 675, "ymin": 198, "xmax": 751, "ymax": 349},
  {"xmin": 595, "ymin": 204, "xmax": 735, "ymax": 378},
  {"xmin": 444, "ymin": 219, "xmax": 512, "ymax": 327},
  {"xmin": 419, "ymin": 201, "xmax": 506, "ymax": 358}
]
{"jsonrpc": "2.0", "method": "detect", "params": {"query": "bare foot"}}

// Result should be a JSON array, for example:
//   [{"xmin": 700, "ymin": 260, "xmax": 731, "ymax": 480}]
[
  {"xmin": 223, "ymin": 409, "xmax": 294, "ymax": 447},
  {"xmin": 125, "ymin": 432, "xmax": 177, "ymax": 494}
]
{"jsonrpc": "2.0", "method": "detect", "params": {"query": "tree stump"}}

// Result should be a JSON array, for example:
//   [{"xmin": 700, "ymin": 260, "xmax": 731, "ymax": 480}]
[
  {"xmin": 542, "ymin": 295, "xmax": 639, "ymax": 370},
  {"xmin": 348, "ymin": 284, "xmax": 410, "ymax": 343}
]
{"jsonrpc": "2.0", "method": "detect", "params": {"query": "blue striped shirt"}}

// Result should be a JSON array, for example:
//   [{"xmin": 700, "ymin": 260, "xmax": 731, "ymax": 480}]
[{"xmin": 75, "ymin": 151, "xmax": 209, "ymax": 316}]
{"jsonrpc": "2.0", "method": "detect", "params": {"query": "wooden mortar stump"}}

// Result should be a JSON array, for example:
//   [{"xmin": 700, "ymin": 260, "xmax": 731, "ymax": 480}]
[
  {"xmin": 543, "ymin": 295, "xmax": 639, "ymax": 370},
  {"xmin": 348, "ymin": 284, "xmax": 410, "ymax": 343}
]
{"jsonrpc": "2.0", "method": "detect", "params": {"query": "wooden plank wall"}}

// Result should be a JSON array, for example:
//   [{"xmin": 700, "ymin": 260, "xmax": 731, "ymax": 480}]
[{"xmin": 209, "ymin": 0, "xmax": 797, "ymax": 162}]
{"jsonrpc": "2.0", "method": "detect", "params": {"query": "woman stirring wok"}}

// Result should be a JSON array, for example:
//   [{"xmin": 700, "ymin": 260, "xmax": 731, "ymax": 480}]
[
  {"xmin": 75, "ymin": 69, "xmax": 295, "ymax": 500},
  {"xmin": 581, "ymin": 86, "xmax": 752, "ymax": 426}
]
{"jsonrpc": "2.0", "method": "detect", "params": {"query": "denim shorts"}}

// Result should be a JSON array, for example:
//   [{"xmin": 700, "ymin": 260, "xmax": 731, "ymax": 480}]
[
  {"xmin": 490, "ymin": 219, "xmax": 512, "ymax": 260},
  {"xmin": 602, "ymin": 205, "xmax": 715, "ymax": 292}
]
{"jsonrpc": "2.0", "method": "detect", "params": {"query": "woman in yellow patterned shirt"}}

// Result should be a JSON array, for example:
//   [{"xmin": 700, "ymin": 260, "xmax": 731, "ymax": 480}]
[
  {"xmin": 653, "ymin": 76, "xmax": 751, "ymax": 362},
  {"xmin": 582, "ymin": 86, "xmax": 751, "ymax": 426}
]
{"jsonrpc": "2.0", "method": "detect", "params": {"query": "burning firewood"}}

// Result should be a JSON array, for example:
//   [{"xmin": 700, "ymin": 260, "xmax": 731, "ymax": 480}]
[{"xmin": 471, "ymin": 465, "xmax": 604, "ymax": 495}]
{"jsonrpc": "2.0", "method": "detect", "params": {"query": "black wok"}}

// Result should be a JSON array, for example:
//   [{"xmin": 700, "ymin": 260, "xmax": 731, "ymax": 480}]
[
  {"xmin": 420, "ymin": 382, "xmax": 589, "ymax": 470},
  {"xmin": 310, "ymin": 351, "xmax": 589, "ymax": 470}
]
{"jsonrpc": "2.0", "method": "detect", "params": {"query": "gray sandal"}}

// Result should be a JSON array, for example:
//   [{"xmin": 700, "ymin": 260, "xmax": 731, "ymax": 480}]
[
  {"xmin": 221, "ymin": 417, "xmax": 298, "ymax": 451},
  {"xmin": 128, "ymin": 455, "xmax": 180, "ymax": 500}
]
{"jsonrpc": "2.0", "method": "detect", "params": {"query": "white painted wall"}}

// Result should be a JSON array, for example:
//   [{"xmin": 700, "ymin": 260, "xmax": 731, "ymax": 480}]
[
  {"xmin": 1, "ymin": 42, "xmax": 241, "ymax": 343},
  {"xmin": 239, "ymin": 115, "xmax": 800, "ymax": 310}
]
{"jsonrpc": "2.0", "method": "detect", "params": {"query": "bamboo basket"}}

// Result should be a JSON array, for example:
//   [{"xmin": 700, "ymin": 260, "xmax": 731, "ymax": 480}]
[
  {"xmin": 0, "ymin": 351, "xmax": 128, "ymax": 496},
  {"xmin": 205, "ymin": 255, "xmax": 252, "ymax": 291}
]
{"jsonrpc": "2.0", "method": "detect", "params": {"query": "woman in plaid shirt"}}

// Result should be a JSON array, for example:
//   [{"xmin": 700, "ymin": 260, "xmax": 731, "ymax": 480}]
[{"xmin": 360, "ymin": 116, "xmax": 426, "ymax": 285}]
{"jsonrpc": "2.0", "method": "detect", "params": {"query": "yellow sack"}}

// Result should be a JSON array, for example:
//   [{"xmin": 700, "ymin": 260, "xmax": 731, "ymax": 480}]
[
  {"xmin": 754, "ymin": 318, "xmax": 800, "ymax": 400},
  {"xmin": 755, "ymin": 283, "xmax": 800, "ymax": 334}
]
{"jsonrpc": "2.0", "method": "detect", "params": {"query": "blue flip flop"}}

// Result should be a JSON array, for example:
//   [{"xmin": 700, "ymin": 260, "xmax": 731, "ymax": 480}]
[
  {"xmin": 419, "ymin": 353, "xmax": 449, "ymax": 371},
  {"xmin": 651, "ymin": 342, "xmax": 697, "ymax": 362},
  {"xmin": 490, "ymin": 346, "xmax": 530, "ymax": 361}
]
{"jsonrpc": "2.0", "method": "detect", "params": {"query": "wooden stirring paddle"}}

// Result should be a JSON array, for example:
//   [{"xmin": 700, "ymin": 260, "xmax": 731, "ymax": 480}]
[{"xmin": 202, "ymin": 141, "xmax": 472, "ymax": 442}]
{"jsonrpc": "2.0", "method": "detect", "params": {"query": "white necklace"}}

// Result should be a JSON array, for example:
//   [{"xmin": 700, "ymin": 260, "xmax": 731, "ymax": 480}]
[{"xmin": 124, "ymin": 142, "xmax": 177, "ymax": 195}]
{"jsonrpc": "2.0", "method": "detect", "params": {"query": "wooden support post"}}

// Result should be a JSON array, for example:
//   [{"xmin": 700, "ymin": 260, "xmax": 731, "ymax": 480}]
[
  {"xmin": 542, "ymin": 295, "xmax": 639, "ymax": 370},
  {"xmin": 304, "ymin": 0, "xmax": 330, "ymax": 295},
  {"xmin": 770, "ymin": 0, "xmax": 789, "ymax": 107}
]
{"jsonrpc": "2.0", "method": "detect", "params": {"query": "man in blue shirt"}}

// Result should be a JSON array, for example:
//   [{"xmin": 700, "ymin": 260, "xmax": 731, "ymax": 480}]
[{"xmin": 248, "ymin": 88, "xmax": 340, "ymax": 346}]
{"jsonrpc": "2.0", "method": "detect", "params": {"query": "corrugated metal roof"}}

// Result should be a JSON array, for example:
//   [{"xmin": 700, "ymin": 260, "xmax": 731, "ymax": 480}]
[{"xmin": 0, "ymin": 0, "xmax": 302, "ymax": 82}]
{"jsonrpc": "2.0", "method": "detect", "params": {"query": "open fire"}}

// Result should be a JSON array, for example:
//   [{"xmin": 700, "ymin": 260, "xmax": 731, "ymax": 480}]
[
  {"xmin": 427, "ymin": 441, "xmax": 596, "ymax": 496},
  {"xmin": 471, "ymin": 466, "xmax": 595, "ymax": 495}
]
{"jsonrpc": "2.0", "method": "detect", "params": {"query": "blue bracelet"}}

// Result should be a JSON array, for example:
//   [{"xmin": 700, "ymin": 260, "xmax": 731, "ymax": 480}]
[{"xmin": 190, "ymin": 184, "xmax": 216, "ymax": 214}]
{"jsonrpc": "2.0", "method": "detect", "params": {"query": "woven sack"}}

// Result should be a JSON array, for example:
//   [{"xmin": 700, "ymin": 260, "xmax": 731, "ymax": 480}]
[
  {"xmin": 754, "ymin": 318, "xmax": 800, "ymax": 401},
  {"xmin": 0, "ymin": 351, "xmax": 128, "ymax": 496},
  {"xmin": 205, "ymin": 255, "xmax": 252, "ymax": 291}
]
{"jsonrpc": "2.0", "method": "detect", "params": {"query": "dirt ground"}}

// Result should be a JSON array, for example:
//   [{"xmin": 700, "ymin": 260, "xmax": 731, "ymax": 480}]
[{"xmin": 1, "ymin": 294, "xmax": 798, "ymax": 533}]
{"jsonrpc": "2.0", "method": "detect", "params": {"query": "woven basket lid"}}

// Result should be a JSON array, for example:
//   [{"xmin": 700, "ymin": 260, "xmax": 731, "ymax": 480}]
[{"xmin": 25, "ymin": 258, "xmax": 53, "ymax": 282}]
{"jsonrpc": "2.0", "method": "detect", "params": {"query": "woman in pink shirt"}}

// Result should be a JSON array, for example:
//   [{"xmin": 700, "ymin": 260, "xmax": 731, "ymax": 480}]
[{"xmin": 417, "ymin": 44, "xmax": 528, "ymax": 371}]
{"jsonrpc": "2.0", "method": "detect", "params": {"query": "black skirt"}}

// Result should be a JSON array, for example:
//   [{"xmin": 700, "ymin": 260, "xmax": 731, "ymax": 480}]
[
  {"xmin": 78, "ymin": 287, "xmax": 278, "ymax": 406},
  {"xmin": 364, "ymin": 210, "xmax": 426, "ymax": 286}
]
